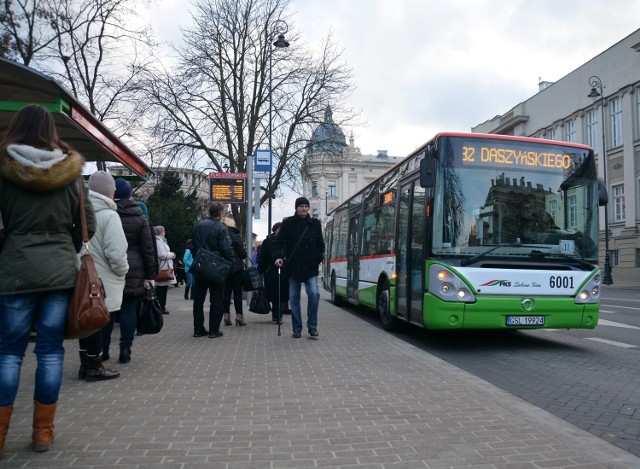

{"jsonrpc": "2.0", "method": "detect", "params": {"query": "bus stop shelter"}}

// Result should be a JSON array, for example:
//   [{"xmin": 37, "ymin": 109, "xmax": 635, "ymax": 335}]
[{"xmin": 0, "ymin": 57, "xmax": 150, "ymax": 178}]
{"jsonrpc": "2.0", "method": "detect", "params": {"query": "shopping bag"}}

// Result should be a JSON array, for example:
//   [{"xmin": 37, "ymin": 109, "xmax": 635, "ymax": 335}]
[
  {"xmin": 241, "ymin": 262, "xmax": 262, "ymax": 291},
  {"xmin": 137, "ymin": 290, "xmax": 164, "ymax": 335},
  {"xmin": 249, "ymin": 289, "xmax": 270, "ymax": 315}
]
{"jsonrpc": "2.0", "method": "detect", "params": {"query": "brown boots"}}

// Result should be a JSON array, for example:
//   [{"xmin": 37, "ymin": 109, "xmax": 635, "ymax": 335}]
[
  {"xmin": 32, "ymin": 401, "xmax": 56, "ymax": 452},
  {"xmin": 0, "ymin": 402, "xmax": 56, "ymax": 455},
  {"xmin": 0, "ymin": 405, "xmax": 12, "ymax": 458}
]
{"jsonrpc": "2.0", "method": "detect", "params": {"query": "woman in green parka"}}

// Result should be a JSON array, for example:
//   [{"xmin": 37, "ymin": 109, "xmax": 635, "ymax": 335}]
[{"xmin": 0, "ymin": 105, "xmax": 95, "ymax": 456}]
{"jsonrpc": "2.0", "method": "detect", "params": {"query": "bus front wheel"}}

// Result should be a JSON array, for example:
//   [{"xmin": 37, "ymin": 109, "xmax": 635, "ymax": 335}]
[{"xmin": 378, "ymin": 281, "xmax": 395, "ymax": 331}]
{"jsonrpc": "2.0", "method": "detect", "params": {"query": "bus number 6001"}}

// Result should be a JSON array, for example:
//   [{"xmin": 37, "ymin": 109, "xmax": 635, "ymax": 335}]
[{"xmin": 549, "ymin": 276, "xmax": 574, "ymax": 289}]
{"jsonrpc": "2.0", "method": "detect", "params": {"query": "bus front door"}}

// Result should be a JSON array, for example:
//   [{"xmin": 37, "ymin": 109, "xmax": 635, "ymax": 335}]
[
  {"xmin": 347, "ymin": 212, "xmax": 360, "ymax": 303},
  {"xmin": 396, "ymin": 180, "xmax": 425, "ymax": 325}
]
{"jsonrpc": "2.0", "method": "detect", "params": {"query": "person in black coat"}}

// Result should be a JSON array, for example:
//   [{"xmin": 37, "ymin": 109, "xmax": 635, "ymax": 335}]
[
  {"xmin": 223, "ymin": 225, "xmax": 247, "ymax": 326},
  {"xmin": 102, "ymin": 179, "xmax": 157, "ymax": 364},
  {"xmin": 259, "ymin": 222, "xmax": 289, "ymax": 324},
  {"xmin": 190, "ymin": 202, "xmax": 235, "ymax": 338},
  {"xmin": 274, "ymin": 197, "xmax": 325, "ymax": 339}
]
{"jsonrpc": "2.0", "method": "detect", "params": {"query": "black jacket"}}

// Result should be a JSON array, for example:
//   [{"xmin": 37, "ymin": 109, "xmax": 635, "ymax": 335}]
[
  {"xmin": 274, "ymin": 213, "xmax": 325, "ymax": 281},
  {"xmin": 191, "ymin": 217, "xmax": 235, "ymax": 280},
  {"xmin": 116, "ymin": 199, "xmax": 157, "ymax": 298},
  {"xmin": 258, "ymin": 232, "xmax": 288, "ymax": 303},
  {"xmin": 227, "ymin": 225, "xmax": 247, "ymax": 273}
]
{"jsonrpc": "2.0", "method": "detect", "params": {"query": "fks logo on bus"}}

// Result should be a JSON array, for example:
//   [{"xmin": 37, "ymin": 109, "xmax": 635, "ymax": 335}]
[{"xmin": 480, "ymin": 279, "xmax": 512, "ymax": 287}]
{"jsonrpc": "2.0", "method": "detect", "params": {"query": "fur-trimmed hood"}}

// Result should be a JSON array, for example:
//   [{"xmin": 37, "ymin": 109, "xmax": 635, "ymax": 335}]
[{"xmin": 0, "ymin": 144, "xmax": 84, "ymax": 192}]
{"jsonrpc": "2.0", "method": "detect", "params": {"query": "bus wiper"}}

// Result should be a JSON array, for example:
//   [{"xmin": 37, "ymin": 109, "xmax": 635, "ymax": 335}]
[
  {"xmin": 460, "ymin": 245, "xmax": 505, "ymax": 266},
  {"xmin": 545, "ymin": 252, "xmax": 597, "ymax": 270},
  {"xmin": 460, "ymin": 243, "xmax": 545, "ymax": 267}
]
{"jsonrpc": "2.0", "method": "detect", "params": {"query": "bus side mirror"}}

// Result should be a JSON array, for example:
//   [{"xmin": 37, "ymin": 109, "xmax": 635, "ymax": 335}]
[
  {"xmin": 598, "ymin": 178, "xmax": 608, "ymax": 207},
  {"xmin": 420, "ymin": 158, "xmax": 436, "ymax": 188}
]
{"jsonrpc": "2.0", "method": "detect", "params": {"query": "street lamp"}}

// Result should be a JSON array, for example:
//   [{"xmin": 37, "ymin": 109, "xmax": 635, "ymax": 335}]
[
  {"xmin": 268, "ymin": 19, "xmax": 290, "ymax": 230},
  {"xmin": 588, "ymin": 75, "xmax": 613, "ymax": 285}
]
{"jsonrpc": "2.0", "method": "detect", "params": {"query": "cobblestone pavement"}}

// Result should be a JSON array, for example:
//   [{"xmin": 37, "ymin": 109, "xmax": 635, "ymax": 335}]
[{"xmin": 2, "ymin": 287, "xmax": 639, "ymax": 468}]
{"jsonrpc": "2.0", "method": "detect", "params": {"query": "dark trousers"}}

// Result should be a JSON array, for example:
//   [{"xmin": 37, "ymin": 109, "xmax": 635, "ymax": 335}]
[
  {"xmin": 224, "ymin": 270, "xmax": 244, "ymax": 315},
  {"xmin": 155, "ymin": 285, "xmax": 168, "ymax": 310},
  {"xmin": 79, "ymin": 328, "xmax": 103, "ymax": 357},
  {"xmin": 192, "ymin": 279, "xmax": 225, "ymax": 334}
]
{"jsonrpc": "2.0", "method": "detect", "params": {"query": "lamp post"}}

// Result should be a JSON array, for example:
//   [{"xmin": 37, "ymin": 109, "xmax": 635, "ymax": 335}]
[
  {"xmin": 588, "ymin": 75, "xmax": 613, "ymax": 285},
  {"xmin": 325, "ymin": 191, "xmax": 329, "ymax": 219},
  {"xmin": 268, "ymin": 20, "xmax": 290, "ymax": 230}
]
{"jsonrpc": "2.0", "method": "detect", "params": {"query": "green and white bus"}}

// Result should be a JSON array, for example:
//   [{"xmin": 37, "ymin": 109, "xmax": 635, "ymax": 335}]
[{"xmin": 323, "ymin": 132, "xmax": 606, "ymax": 330}]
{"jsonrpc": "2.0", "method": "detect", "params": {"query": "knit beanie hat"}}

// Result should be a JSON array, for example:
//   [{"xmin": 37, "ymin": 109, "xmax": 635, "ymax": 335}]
[
  {"xmin": 88, "ymin": 171, "xmax": 115, "ymax": 197},
  {"xmin": 295, "ymin": 197, "xmax": 310, "ymax": 208},
  {"xmin": 136, "ymin": 201, "xmax": 149, "ymax": 218},
  {"xmin": 114, "ymin": 178, "xmax": 132, "ymax": 200}
]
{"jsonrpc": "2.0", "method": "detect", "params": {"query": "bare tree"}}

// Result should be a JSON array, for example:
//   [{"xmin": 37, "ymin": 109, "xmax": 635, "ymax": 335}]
[
  {"xmin": 0, "ymin": 0, "xmax": 59, "ymax": 65},
  {"xmin": 140, "ymin": 0, "xmax": 356, "ymax": 234},
  {"xmin": 1, "ymin": 0, "xmax": 155, "ymax": 147}
]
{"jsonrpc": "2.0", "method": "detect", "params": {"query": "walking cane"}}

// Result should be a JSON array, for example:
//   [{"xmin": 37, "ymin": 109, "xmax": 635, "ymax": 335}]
[{"xmin": 277, "ymin": 267, "xmax": 282, "ymax": 336}]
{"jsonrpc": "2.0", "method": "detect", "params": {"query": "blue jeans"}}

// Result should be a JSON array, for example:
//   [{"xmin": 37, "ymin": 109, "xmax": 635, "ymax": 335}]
[
  {"xmin": 185, "ymin": 272, "xmax": 194, "ymax": 287},
  {"xmin": 102, "ymin": 297, "xmax": 139, "ymax": 350},
  {"xmin": 289, "ymin": 276, "xmax": 320, "ymax": 333},
  {"xmin": 0, "ymin": 290, "xmax": 70, "ymax": 406}
]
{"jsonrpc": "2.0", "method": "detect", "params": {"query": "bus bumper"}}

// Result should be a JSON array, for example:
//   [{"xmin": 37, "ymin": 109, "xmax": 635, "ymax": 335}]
[{"xmin": 423, "ymin": 294, "xmax": 599, "ymax": 330}]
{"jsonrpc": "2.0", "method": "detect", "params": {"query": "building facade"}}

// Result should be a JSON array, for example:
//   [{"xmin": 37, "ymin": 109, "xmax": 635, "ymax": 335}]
[
  {"xmin": 472, "ymin": 28, "xmax": 640, "ymax": 282},
  {"xmin": 300, "ymin": 106, "xmax": 402, "ymax": 224}
]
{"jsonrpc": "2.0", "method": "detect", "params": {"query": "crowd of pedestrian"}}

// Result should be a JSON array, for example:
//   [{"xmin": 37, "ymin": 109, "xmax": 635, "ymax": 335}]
[{"xmin": 0, "ymin": 104, "xmax": 326, "ymax": 458}]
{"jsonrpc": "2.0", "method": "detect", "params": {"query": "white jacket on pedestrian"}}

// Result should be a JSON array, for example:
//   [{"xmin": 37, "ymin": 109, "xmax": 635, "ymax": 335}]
[
  {"xmin": 86, "ymin": 190, "xmax": 129, "ymax": 312},
  {"xmin": 155, "ymin": 235, "xmax": 176, "ymax": 287}
]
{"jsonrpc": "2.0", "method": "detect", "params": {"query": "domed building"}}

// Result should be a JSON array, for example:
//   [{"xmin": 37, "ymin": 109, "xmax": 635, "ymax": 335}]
[{"xmin": 300, "ymin": 105, "xmax": 402, "ymax": 224}]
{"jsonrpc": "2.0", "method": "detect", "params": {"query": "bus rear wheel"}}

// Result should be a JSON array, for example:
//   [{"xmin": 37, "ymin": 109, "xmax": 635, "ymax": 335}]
[
  {"xmin": 330, "ymin": 273, "xmax": 342, "ymax": 306},
  {"xmin": 378, "ymin": 281, "xmax": 395, "ymax": 331}
]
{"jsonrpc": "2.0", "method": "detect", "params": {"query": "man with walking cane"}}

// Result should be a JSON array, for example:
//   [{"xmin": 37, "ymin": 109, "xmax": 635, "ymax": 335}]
[{"xmin": 274, "ymin": 197, "xmax": 325, "ymax": 339}]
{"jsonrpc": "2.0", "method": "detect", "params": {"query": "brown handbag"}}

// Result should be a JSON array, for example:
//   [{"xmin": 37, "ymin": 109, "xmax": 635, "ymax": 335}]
[
  {"xmin": 64, "ymin": 179, "xmax": 110, "ymax": 340},
  {"xmin": 155, "ymin": 260, "xmax": 174, "ymax": 282}
]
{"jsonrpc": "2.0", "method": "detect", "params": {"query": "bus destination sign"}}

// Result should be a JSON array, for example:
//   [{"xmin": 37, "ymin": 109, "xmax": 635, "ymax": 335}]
[
  {"xmin": 209, "ymin": 172, "xmax": 246, "ymax": 203},
  {"xmin": 460, "ymin": 142, "xmax": 573, "ymax": 171}
]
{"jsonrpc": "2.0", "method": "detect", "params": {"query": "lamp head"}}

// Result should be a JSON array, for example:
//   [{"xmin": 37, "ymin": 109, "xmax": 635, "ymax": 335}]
[
  {"xmin": 588, "ymin": 87, "xmax": 601, "ymax": 98},
  {"xmin": 273, "ymin": 34, "xmax": 289, "ymax": 48}
]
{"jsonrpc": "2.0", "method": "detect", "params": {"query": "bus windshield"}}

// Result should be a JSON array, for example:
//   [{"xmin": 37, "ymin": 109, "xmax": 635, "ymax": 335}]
[{"xmin": 431, "ymin": 136, "xmax": 599, "ymax": 262}]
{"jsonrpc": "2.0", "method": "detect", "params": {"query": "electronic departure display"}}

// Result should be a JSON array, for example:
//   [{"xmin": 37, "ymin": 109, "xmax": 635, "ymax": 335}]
[
  {"xmin": 209, "ymin": 172, "xmax": 246, "ymax": 203},
  {"xmin": 459, "ymin": 141, "xmax": 575, "ymax": 170}
]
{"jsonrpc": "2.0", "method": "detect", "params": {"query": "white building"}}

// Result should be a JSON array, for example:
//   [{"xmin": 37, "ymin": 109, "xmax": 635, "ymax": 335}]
[
  {"xmin": 300, "ymin": 106, "xmax": 403, "ymax": 223},
  {"xmin": 472, "ymin": 28, "xmax": 640, "ymax": 282}
]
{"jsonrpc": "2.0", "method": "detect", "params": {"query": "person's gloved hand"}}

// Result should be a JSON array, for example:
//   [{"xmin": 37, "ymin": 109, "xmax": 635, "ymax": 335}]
[{"xmin": 144, "ymin": 279, "xmax": 155, "ymax": 290}]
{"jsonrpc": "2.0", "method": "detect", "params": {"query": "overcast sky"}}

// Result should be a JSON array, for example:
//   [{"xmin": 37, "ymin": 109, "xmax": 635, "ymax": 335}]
[{"xmin": 149, "ymin": 0, "xmax": 640, "ymax": 240}]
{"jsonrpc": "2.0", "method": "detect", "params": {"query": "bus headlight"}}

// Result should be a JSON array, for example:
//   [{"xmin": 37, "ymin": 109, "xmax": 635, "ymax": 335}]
[
  {"xmin": 429, "ymin": 265, "xmax": 476, "ymax": 303},
  {"xmin": 574, "ymin": 272, "xmax": 601, "ymax": 304}
]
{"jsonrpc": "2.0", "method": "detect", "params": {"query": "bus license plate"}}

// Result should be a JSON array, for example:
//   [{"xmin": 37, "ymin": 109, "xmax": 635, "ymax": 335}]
[{"xmin": 506, "ymin": 316, "xmax": 544, "ymax": 326}]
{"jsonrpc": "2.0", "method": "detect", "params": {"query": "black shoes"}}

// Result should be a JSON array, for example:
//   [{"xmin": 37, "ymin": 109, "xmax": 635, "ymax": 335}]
[
  {"xmin": 292, "ymin": 331, "xmax": 301, "ymax": 338},
  {"xmin": 193, "ymin": 329, "xmax": 208, "ymax": 337},
  {"xmin": 281, "ymin": 309, "xmax": 291, "ymax": 315},
  {"xmin": 119, "ymin": 346, "xmax": 131, "ymax": 364},
  {"xmin": 309, "ymin": 329, "xmax": 319, "ymax": 339},
  {"xmin": 208, "ymin": 331, "xmax": 223, "ymax": 338}
]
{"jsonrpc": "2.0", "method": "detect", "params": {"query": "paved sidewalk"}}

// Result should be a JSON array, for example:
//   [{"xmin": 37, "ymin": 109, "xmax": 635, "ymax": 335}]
[{"xmin": 2, "ymin": 287, "xmax": 639, "ymax": 468}]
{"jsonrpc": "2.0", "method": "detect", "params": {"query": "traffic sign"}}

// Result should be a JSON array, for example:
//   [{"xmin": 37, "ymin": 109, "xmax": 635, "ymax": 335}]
[{"xmin": 254, "ymin": 149, "xmax": 272, "ymax": 173}]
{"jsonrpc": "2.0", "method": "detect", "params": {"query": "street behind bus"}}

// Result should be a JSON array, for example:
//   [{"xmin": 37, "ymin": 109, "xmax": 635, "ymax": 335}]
[{"xmin": 343, "ymin": 283, "xmax": 640, "ymax": 458}]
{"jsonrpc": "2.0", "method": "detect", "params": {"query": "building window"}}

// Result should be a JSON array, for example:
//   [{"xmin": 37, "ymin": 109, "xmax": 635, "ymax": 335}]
[
  {"xmin": 548, "ymin": 200, "xmax": 558, "ymax": 220},
  {"xmin": 610, "ymin": 97, "xmax": 623, "ymax": 147},
  {"xmin": 611, "ymin": 250, "xmax": 619, "ymax": 267},
  {"xmin": 328, "ymin": 180, "xmax": 336, "ymax": 197},
  {"xmin": 612, "ymin": 184, "xmax": 625, "ymax": 222},
  {"xmin": 545, "ymin": 128, "xmax": 556, "ymax": 140},
  {"xmin": 568, "ymin": 196, "xmax": 577, "ymax": 228},
  {"xmin": 586, "ymin": 109, "xmax": 597, "ymax": 149},
  {"xmin": 564, "ymin": 119, "xmax": 576, "ymax": 142},
  {"xmin": 312, "ymin": 180, "xmax": 318, "ymax": 197},
  {"xmin": 311, "ymin": 208, "xmax": 319, "ymax": 219},
  {"xmin": 636, "ymin": 249, "xmax": 640, "ymax": 268}
]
